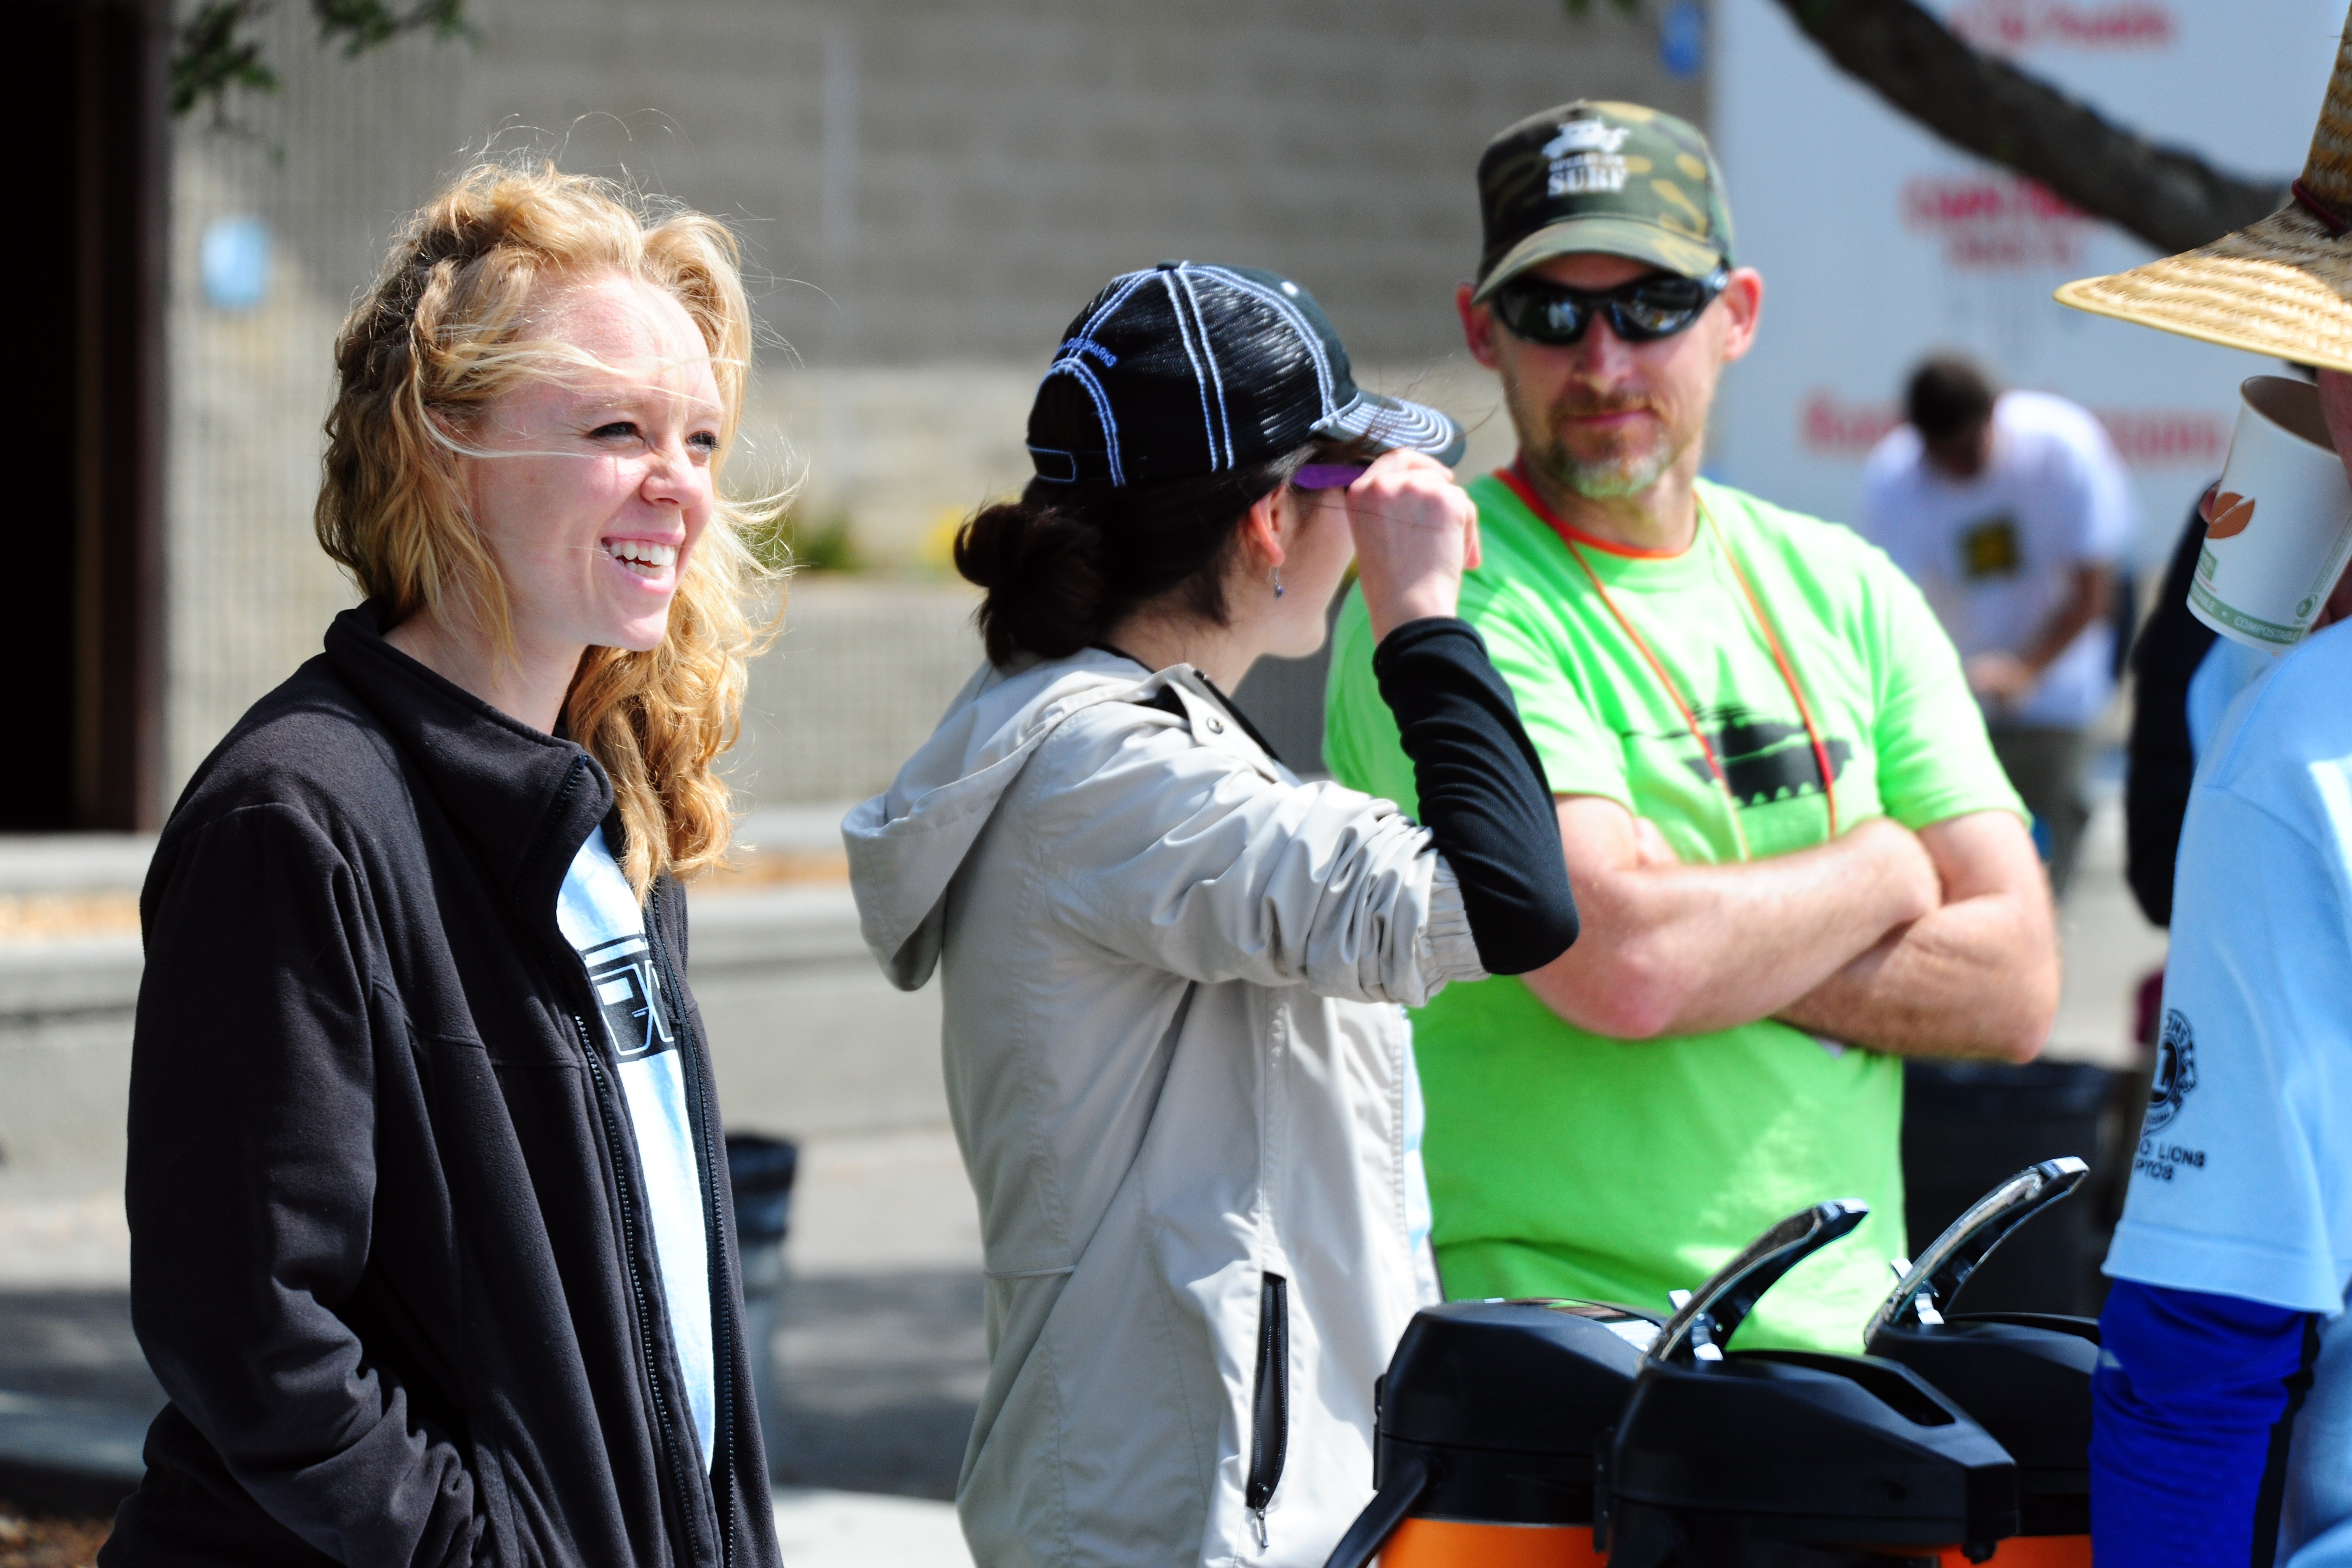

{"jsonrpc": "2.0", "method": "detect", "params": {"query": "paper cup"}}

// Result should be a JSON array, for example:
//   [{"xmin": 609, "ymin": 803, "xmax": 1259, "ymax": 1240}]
[{"xmin": 2188, "ymin": 375, "xmax": 2352, "ymax": 651}]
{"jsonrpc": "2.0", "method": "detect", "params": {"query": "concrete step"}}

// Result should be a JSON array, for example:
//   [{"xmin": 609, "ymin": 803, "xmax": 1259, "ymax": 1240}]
[
  {"xmin": 0, "ymin": 838, "xmax": 156, "ymax": 897},
  {"xmin": 0, "ymin": 1389, "xmax": 147, "ymax": 1517},
  {"xmin": 0, "ymin": 937, "xmax": 142, "ymax": 1027},
  {"xmin": 771, "ymin": 1488, "xmax": 970, "ymax": 1568},
  {"xmin": 0, "ymin": 805, "xmax": 855, "ymax": 900},
  {"xmin": 0, "ymin": 872, "xmax": 945, "ymax": 1209}
]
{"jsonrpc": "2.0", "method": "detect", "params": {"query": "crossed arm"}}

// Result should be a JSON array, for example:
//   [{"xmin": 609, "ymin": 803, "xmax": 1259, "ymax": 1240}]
[{"xmin": 1519, "ymin": 794, "xmax": 2056, "ymax": 1060}]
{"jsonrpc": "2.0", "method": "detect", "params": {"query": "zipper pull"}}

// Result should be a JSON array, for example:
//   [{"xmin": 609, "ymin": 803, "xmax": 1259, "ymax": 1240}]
[{"xmin": 1248, "ymin": 1506, "xmax": 1268, "ymax": 1550}]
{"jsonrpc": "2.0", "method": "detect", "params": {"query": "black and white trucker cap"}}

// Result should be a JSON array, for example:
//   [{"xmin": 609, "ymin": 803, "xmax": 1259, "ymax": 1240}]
[{"xmin": 1026, "ymin": 261, "xmax": 1466, "ymax": 487}]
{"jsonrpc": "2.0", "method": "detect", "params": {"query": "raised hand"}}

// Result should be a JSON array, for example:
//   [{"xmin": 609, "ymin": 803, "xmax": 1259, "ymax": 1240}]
[{"xmin": 1340, "ymin": 450, "xmax": 1482, "ymax": 641}]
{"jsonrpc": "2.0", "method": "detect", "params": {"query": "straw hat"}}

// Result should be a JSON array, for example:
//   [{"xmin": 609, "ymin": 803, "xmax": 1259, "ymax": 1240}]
[{"xmin": 2056, "ymin": 10, "xmax": 2352, "ymax": 373}]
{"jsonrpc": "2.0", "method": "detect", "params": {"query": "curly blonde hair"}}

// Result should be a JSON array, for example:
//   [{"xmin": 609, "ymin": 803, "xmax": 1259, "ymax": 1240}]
[{"xmin": 317, "ymin": 158, "xmax": 779, "ymax": 895}]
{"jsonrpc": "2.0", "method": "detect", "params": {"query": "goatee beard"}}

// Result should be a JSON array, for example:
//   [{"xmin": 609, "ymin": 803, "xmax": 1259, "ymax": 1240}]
[{"xmin": 1530, "ymin": 439, "xmax": 1678, "ymax": 501}]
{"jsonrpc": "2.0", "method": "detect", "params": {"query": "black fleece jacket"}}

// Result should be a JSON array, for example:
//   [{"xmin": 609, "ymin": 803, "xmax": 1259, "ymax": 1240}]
[{"xmin": 101, "ymin": 606, "xmax": 782, "ymax": 1568}]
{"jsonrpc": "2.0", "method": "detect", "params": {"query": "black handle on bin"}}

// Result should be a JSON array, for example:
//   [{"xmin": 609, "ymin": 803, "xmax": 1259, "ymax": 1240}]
[
  {"xmin": 1646, "ymin": 1199, "xmax": 1869, "ymax": 1367},
  {"xmin": 1866, "ymin": 1157, "xmax": 2088, "ymax": 1343},
  {"xmin": 1320, "ymin": 1451, "xmax": 1432, "ymax": 1568}
]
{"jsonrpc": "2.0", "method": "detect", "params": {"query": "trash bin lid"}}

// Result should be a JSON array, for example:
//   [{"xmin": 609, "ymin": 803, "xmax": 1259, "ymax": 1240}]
[
  {"xmin": 1381, "ymin": 1298, "xmax": 1656, "ymax": 1455},
  {"xmin": 1869, "ymin": 1313, "xmax": 2094, "ymax": 1536},
  {"xmin": 1349, "ymin": 1299, "xmax": 1660, "ymax": 1535},
  {"xmin": 1864, "ymin": 1159, "xmax": 2096, "ymax": 1536},
  {"xmin": 1607, "ymin": 1198, "xmax": 2019, "ymax": 1558},
  {"xmin": 1608, "ymin": 1348, "xmax": 2019, "ymax": 1550}
]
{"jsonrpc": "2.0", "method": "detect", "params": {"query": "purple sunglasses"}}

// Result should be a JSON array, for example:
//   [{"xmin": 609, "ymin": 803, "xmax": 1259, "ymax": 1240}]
[{"xmin": 1293, "ymin": 464, "xmax": 1370, "ymax": 490}]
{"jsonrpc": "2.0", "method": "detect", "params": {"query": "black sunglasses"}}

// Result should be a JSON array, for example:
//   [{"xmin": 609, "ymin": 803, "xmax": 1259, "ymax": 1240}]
[{"xmin": 1491, "ymin": 266, "xmax": 1729, "ymax": 347}]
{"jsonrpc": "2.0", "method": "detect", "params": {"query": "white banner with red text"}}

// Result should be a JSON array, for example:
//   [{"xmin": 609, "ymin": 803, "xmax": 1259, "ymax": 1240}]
[{"xmin": 1711, "ymin": 0, "xmax": 2344, "ymax": 570}]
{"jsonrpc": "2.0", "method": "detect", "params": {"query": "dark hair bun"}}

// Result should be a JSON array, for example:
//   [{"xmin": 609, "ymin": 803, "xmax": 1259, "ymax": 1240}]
[
  {"xmin": 955, "ymin": 500, "xmax": 1110, "ymax": 667},
  {"xmin": 953, "ymin": 454, "xmax": 1316, "ymax": 669}
]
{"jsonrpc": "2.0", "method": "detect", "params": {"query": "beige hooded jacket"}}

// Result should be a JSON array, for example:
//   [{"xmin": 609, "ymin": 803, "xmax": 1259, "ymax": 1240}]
[{"xmin": 844, "ymin": 647, "xmax": 1484, "ymax": 1568}]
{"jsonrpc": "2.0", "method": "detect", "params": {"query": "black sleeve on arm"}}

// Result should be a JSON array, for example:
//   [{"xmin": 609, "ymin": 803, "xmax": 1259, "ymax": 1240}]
[
  {"xmin": 1373, "ymin": 616, "xmax": 1579, "ymax": 975},
  {"xmin": 2124, "ymin": 504, "xmax": 2219, "ymax": 928}
]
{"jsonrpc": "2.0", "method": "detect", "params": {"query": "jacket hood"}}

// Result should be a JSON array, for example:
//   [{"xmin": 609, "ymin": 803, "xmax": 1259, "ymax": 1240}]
[{"xmin": 844, "ymin": 648, "xmax": 1177, "ymax": 989}]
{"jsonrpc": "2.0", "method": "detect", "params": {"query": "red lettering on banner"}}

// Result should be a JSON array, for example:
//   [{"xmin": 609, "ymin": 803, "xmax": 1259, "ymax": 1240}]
[
  {"xmin": 1796, "ymin": 389, "xmax": 2229, "ymax": 469},
  {"xmin": 2096, "ymin": 408, "xmax": 2229, "ymax": 467},
  {"xmin": 1801, "ymin": 390, "xmax": 1902, "ymax": 457},
  {"xmin": 1948, "ymin": 0, "xmax": 2175, "ymax": 52},
  {"xmin": 1901, "ymin": 174, "xmax": 2093, "ymax": 270}
]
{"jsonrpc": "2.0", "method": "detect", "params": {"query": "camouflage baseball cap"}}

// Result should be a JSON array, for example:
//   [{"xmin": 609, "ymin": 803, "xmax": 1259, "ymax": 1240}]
[{"xmin": 1471, "ymin": 100, "xmax": 1736, "ymax": 302}]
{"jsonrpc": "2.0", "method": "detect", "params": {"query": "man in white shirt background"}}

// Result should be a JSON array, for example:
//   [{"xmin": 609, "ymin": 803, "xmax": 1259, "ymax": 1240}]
[{"xmin": 1861, "ymin": 354, "xmax": 2137, "ymax": 895}]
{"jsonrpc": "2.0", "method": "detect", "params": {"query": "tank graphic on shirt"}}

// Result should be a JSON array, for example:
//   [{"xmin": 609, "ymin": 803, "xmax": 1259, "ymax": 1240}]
[
  {"xmin": 582, "ymin": 934, "xmax": 674, "ymax": 1061},
  {"xmin": 1667, "ymin": 704, "xmax": 1855, "ymax": 809}
]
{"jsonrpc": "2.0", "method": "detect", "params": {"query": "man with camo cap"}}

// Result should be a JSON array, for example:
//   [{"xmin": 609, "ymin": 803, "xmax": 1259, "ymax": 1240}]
[{"xmin": 1324, "ymin": 101, "xmax": 2062, "ymax": 1349}]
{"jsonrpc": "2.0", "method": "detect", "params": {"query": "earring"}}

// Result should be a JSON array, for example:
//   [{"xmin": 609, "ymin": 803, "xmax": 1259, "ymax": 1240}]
[{"xmin": 1272, "ymin": 569, "xmax": 1285, "ymax": 600}]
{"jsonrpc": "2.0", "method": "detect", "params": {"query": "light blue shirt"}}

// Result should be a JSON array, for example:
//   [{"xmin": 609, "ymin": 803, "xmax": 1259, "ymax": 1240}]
[
  {"xmin": 2108, "ymin": 620, "xmax": 2352, "ymax": 1564},
  {"xmin": 2184, "ymin": 636, "xmax": 2275, "ymax": 765},
  {"xmin": 556, "ymin": 828, "xmax": 716, "ymax": 1471}
]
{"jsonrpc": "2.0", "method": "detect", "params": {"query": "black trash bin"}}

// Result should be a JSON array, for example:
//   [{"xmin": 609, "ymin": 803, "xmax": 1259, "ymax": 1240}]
[
  {"xmin": 1601, "ymin": 1200, "xmax": 2020, "ymax": 1566},
  {"xmin": 1869, "ymin": 1159, "xmax": 2098, "ymax": 1559},
  {"xmin": 1901, "ymin": 1062, "xmax": 2114, "ymax": 1316},
  {"xmin": 727, "ymin": 1134, "xmax": 799, "ymax": 1247},
  {"xmin": 1321, "ymin": 1297, "xmax": 1658, "ymax": 1568},
  {"xmin": 724, "ymin": 1133, "xmax": 799, "ymax": 1473}
]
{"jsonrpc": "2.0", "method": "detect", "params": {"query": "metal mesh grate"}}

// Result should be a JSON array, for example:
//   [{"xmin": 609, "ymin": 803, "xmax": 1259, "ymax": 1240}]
[
  {"xmin": 724, "ymin": 580, "xmax": 984, "ymax": 807},
  {"xmin": 165, "ymin": 16, "xmax": 465, "ymax": 796}
]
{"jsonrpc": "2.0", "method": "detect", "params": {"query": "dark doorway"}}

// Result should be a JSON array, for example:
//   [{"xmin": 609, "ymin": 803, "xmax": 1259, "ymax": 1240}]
[{"xmin": 1, "ymin": 0, "xmax": 167, "ymax": 831}]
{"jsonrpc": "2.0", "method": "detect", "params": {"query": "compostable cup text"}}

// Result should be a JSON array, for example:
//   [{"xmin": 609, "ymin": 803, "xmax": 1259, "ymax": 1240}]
[{"xmin": 2189, "ymin": 375, "xmax": 2352, "ymax": 651}]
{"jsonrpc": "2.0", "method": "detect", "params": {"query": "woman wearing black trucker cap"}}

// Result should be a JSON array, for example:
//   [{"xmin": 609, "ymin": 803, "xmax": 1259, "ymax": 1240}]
[{"xmin": 844, "ymin": 262, "xmax": 1580, "ymax": 1568}]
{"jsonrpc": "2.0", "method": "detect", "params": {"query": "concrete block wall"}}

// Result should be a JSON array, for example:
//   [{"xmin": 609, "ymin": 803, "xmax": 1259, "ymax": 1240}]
[
  {"xmin": 453, "ymin": 0, "xmax": 1703, "ymax": 367},
  {"xmin": 727, "ymin": 579, "xmax": 985, "ymax": 807},
  {"xmin": 163, "ymin": 0, "xmax": 1704, "ymax": 808},
  {"xmin": 166, "ymin": 15, "xmax": 466, "ymax": 796}
]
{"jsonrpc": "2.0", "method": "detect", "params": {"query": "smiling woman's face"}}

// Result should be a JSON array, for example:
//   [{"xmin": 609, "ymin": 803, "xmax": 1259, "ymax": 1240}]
[{"xmin": 462, "ymin": 269, "xmax": 724, "ymax": 658}]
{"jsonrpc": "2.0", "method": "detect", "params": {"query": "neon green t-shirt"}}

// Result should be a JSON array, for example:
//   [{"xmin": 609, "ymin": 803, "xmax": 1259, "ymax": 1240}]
[{"xmin": 1323, "ymin": 472, "xmax": 2023, "ymax": 1351}]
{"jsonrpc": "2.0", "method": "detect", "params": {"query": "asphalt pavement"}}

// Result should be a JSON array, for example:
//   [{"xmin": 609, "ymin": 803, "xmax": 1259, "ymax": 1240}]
[{"xmin": 0, "ymin": 1124, "xmax": 989, "ymax": 1512}]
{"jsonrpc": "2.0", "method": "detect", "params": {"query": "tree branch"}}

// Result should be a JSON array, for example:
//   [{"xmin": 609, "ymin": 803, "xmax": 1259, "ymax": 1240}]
[
  {"xmin": 173, "ymin": 2, "xmax": 277, "ymax": 118},
  {"xmin": 1769, "ymin": 0, "xmax": 2286, "ymax": 253},
  {"xmin": 172, "ymin": 0, "xmax": 476, "ymax": 121}
]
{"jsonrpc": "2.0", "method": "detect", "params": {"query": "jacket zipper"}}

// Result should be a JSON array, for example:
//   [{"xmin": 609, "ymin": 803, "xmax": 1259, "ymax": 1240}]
[
  {"xmin": 648, "ymin": 880, "xmax": 737, "ymax": 1568},
  {"xmin": 574, "ymin": 1012, "xmax": 707, "ymax": 1565},
  {"xmin": 532, "ymin": 759, "xmax": 708, "ymax": 1563},
  {"xmin": 1246, "ymin": 1272, "xmax": 1290, "ymax": 1549}
]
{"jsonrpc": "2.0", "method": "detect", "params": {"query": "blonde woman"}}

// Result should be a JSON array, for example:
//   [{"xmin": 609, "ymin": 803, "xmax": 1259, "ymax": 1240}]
[{"xmin": 103, "ymin": 164, "xmax": 781, "ymax": 1568}]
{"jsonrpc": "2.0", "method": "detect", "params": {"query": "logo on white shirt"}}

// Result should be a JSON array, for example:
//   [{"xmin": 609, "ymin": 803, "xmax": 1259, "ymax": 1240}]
[{"xmin": 583, "ymin": 934, "xmax": 673, "ymax": 1061}]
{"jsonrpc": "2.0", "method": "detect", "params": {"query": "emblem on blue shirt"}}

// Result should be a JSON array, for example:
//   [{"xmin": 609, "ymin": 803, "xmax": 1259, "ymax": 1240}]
[{"xmin": 2146, "ymin": 1009, "xmax": 2198, "ymax": 1133}]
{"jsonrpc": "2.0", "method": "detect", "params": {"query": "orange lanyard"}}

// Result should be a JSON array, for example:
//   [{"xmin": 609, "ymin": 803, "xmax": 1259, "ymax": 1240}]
[{"xmin": 1502, "ymin": 464, "xmax": 1840, "ymax": 850}]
